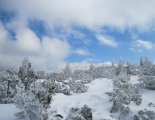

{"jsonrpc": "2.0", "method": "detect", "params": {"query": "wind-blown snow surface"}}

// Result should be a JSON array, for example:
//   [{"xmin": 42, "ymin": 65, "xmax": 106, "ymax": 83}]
[
  {"xmin": 48, "ymin": 78, "xmax": 114, "ymax": 120},
  {"xmin": 0, "ymin": 104, "xmax": 19, "ymax": 120}
]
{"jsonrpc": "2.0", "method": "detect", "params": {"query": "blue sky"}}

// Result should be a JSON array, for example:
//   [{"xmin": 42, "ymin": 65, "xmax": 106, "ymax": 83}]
[{"xmin": 0, "ymin": 0, "xmax": 155, "ymax": 70}]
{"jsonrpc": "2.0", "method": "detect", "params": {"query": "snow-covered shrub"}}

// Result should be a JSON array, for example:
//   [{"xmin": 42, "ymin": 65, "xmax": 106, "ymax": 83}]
[
  {"xmin": 133, "ymin": 109, "xmax": 155, "ymax": 120},
  {"xmin": 46, "ymin": 72, "xmax": 65, "ymax": 82},
  {"xmin": 14, "ymin": 80, "xmax": 48, "ymax": 120},
  {"xmin": 148, "ymin": 102, "xmax": 155, "ymax": 107},
  {"xmin": 36, "ymin": 71, "xmax": 46, "ymax": 79},
  {"xmin": 31, "ymin": 79, "xmax": 55, "ymax": 109},
  {"xmin": 80, "ymin": 105, "xmax": 93, "ymax": 120},
  {"xmin": 66, "ymin": 107, "xmax": 85, "ymax": 120},
  {"xmin": 88, "ymin": 65, "xmax": 117, "ymax": 79},
  {"xmin": 108, "ymin": 72, "xmax": 142, "ymax": 115},
  {"xmin": 68, "ymin": 81, "xmax": 88, "ymax": 93},
  {"xmin": 53, "ymin": 80, "xmax": 71, "ymax": 95},
  {"xmin": 72, "ymin": 69, "xmax": 92, "ymax": 84},
  {"xmin": 66, "ymin": 105, "xmax": 92, "ymax": 120},
  {"xmin": 139, "ymin": 75, "xmax": 155, "ymax": 90}
]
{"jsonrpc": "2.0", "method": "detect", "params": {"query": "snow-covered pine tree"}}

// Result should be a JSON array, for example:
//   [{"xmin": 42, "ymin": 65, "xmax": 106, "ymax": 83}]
[
  {"xmin": 116, "ymin": 58, "xmax": 126, "ymax": 76},
  {"xmin": 126, "ymin": 62, "xmax": 136, "ymax": 75},
  {"xmin": 63, "ymin": 64, "xmax": 72, "ymax": 80},
  {"xmin": 88, "ymin": 64, "xmax": 96, "ymax": 79},
  {"xmin": 140, "ymin": 56, "xmax": 152, "ymax": 67},
  {"xmin": 18, "ymin": 58, "xmax": 36, "ymax": 90}
]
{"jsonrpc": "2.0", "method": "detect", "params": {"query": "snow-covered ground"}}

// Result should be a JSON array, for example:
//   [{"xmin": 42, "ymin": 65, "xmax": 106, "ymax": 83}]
[{"xmin": 0, "ymin": 104, "xmax": 19, "ymax": 120}]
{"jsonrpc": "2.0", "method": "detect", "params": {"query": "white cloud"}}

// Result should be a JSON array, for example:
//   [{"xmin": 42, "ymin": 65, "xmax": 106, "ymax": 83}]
[
  {"xmin": 96, "ymin": 35, "xmax": 118, "ymax": 47},
  {"xmin": 1, "ymin": 0, "xmax": 155, "ymax": 30},
  {"xmin": 73, "ymin": 48, "xmax": 90, "ymax": 56},
  {"xmin": 129, "ymin": 47, "xmax": 142, "ymax": 52},
  {"xmin": 0, "ymin": 24, "xmax": 70, "ymax": 70},
  {"xmin": 136, "ymin": 40, "xmax": 155, "ymax": 50},
  {"xmin": 130, "ymin": 39, "xmax": 155, "ymax": 52},
  {"xmin": 16, "ymin": 28, "xmax": 41, "ymax": 52},
  {"xmin": 42, "ymin": 37, "xmax": 70, "ymax": 62}
]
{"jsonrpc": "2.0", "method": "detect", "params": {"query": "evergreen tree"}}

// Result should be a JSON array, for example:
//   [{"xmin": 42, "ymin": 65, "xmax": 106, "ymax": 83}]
[
  {"xmin": 63, "ymin": 64, "xmax": 72, "ymax": 80},
  {"xmin": 117, "ymin": 58, "xmax": 126, "ymax": 75},
  {"xmin": 18, "ymin": 58, "xmax": 35, "ymax": 90},
  {"xmin": 126, "ymin": 62, "xmax": 136, "ymax": 75}
]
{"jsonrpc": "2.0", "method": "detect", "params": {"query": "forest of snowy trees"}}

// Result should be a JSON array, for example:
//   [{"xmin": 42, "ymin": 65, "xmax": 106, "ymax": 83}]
[{"xmin": 0, "ymin": 57, "xmax": 155, "ymax": 120}]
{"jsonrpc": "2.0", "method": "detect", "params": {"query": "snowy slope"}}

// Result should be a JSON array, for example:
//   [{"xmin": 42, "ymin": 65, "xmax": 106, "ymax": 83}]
[{"xmin": 48, "ymin": 78, "xmax": 114, "ymax": 120}]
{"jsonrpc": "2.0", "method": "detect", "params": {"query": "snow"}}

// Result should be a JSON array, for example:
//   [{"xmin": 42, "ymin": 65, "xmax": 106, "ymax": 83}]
[
  {"xmin": 130, "ymin": 76, "xmax": 140, "ymax": 85},
  {"xmin": 0, "ymin": 104, "xmax": 19, "ymax": 120},
  {"xmin": 49, "ymin": 78, "xmax": 114, "ymax": 120}
]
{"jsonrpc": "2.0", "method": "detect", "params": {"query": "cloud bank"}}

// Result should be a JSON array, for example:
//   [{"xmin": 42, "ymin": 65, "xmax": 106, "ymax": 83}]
[
  {"xmin": 1, "ymin": 0, "xmax": 155, "ymax": 30},
  {"xmin": 1, "ymin": 0, "xmax": 155, "ymax": 69}
]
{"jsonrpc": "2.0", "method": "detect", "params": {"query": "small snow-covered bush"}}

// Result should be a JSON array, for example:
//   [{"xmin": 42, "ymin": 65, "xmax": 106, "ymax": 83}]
[
  {"xmin": 80, "ymin": 105, "xmax": 93, "ymax": 120},
  {"xmin": 134, "ymin": 109, "xmax": 155, "ymax": 120},
  {"xmin": 54, "ymin": 80, "xmax": 71, "ymax": 95},
  {"xmin": 66, "ymin": 105, "xmax": 93, "ymax": 120},
  {"xmin": 72, "ymin": 70, "xmax": 92, "ymax": 84},
  {"xmin": 68, "ymin": 81, "xmax": 88, "ymax": 93}
]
